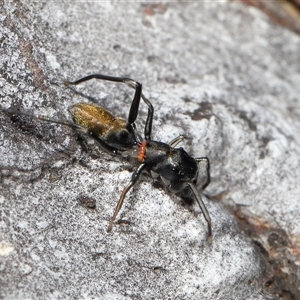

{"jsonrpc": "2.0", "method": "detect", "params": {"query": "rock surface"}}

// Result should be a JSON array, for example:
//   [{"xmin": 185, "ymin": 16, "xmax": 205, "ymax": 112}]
[{"xmin": 1, "ymin": 1, "xmax": 299, "ymax": 299}]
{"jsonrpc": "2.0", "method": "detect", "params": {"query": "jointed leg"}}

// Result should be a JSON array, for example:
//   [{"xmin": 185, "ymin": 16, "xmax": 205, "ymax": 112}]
[
  {"xmin": 141, "ymin": 94, "xmax": 153, "ymax": 140},
  {"xmin": 187, "ymin": 182, "xmax": 212, "ymax": 244},
  {"xmin": 6, "ymin": 108, "xmax": 123, "ymax": 156},
  {"xmin": 65, "ymin": 74, "xmax": 142, "ymax": 124},
  {"xmin": 6, "ymin": 108, "xmax": 83, "ymax": 130},
  {"xmin": 107, "ymin": 163, "xmax": 147, "ymax": 232},
  {"xmin": 196, "ymin": 157, "xmax": 210, "ymax": 190},
  {"xmin": 168, "ymin": 135, "xmax": 187, "ymax": 148}
]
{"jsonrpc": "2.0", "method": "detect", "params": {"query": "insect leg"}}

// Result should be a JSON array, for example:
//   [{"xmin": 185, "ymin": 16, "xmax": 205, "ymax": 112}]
[
  {"xmin": 168, "ymin": 135, "xmax": 187, "ymax": 148},
  {"xmin": 65, "ymin": 74, "xmax": 154, "ymax": 140},
  {"xmin": 140, "ymin": 93, "xmax": 153, "ymax": 140},
  {"xmin": 5, "ymin": 108, "xmax": 83, "ymax": 130},
  {"xmin": 6, "ymin": 108, "xmax": 123, "ymax": 156},
  {"xmin": 123, "ymin": 80, "xmax": 153, "ymax": 140},
  {"xmin": 86, "ymin": 131, "xmax": 123, "ymax": 156},
  {"xmin": 195, "ymin": 157, "xmax": 210, "ymax": 190},
  {"xmin": 187, "ymin": 182, "xmax": 212, "ymax": 244},
  {"xmin": 107, "ymin": 163, "xmax": 147, "ymax": 232}
]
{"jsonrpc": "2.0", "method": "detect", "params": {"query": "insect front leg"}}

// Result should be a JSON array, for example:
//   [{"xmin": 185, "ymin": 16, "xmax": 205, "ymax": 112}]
[
  {"xmin": 159, "ymin": 177, "xmax": 212, "ymax": 243},
  {"xmin": 187, "ymin": 182, "xmax": 212, "ymax": 244},
  {"xmin": 168, "ymin": 135, "xmax": 187, "ymax": 148},
  {"xmin": 107, "ymin": 163, "xmax": 147, "ymax": 232}
]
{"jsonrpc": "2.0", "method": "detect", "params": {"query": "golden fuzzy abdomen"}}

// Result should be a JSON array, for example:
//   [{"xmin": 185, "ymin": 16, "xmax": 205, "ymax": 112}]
[{"xmin": 69, "ymin": 103, "xmax": 127, "ymax": 140}]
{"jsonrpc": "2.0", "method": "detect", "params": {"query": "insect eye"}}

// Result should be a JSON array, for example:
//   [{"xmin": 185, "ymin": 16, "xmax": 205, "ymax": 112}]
[
  {"xmin": 172, "ymin": 167, "xmax": 180, "ymax": 174},
  {"xmin": 118, "ymin": 130, "xmax": 129, "ymax": 143}
]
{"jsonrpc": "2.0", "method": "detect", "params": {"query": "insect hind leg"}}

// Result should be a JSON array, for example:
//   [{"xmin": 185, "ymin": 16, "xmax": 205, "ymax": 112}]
[
  {"xmin": 6, "ymin": 108, "xmax": 123, "ymax": 156},
  {"xmin": 5, "ymin": 108, "xmax": 81, "ymax": 130}
]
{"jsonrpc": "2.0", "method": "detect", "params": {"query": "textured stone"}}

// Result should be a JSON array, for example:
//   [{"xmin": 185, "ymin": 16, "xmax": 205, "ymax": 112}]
[{"xmin": 1, "ymin": 1, "xmax": 299, "ymax": 299}]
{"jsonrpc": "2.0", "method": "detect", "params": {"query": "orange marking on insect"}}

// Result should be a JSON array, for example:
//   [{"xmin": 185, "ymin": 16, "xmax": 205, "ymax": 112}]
[{"xmin": 138, "ymin": 140, "xmax": 147, "ymax": 162}]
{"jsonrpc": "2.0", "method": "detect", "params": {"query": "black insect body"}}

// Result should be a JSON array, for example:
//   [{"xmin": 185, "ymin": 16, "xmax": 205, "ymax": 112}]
[
  {"xmin": 117, "ymin": 137, "xmax": 211, "ymax": 242},
  {"xmin": 8, "ymin": 74, "xmax": 212, "ymax": 242}
]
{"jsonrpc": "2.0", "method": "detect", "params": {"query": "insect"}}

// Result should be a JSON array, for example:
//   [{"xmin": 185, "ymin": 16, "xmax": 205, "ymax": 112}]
[{"xmin": 7, "ymin": 74, "xmax": 212, "ymax": 242}]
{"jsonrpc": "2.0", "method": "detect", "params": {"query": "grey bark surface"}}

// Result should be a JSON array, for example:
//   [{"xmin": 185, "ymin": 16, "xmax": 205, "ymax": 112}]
[{"xmin": 1, "ymin": 1, "xmax": 299, "ymax": 299}]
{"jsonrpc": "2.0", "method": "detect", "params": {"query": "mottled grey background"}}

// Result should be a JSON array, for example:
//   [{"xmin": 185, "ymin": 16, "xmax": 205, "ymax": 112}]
[{"xmin": 1, "ymin": 2, "xmax": 299, "ymax": 299}]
